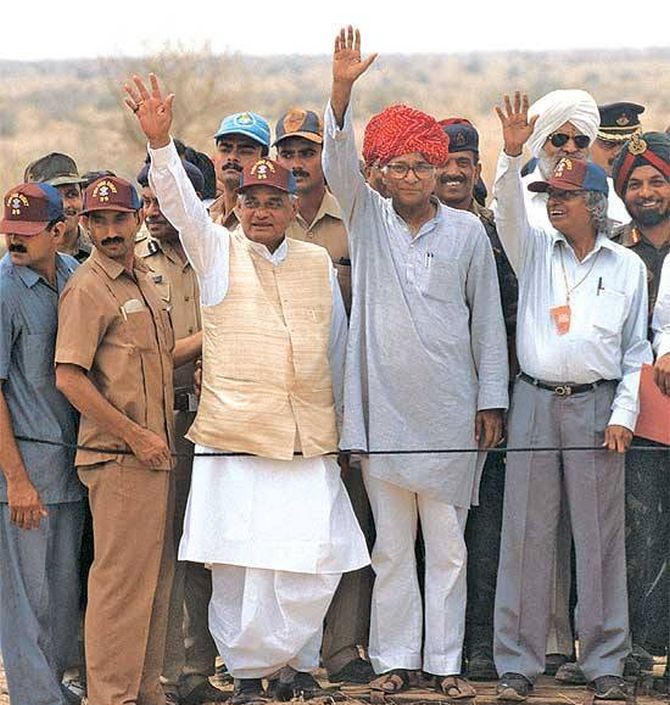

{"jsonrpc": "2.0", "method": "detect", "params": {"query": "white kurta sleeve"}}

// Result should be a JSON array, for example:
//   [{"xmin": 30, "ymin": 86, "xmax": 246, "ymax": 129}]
[
  {"xmin": 149, "ymin": 139, "xmax": 230, "ymax": 306},
  {"xmin": 322, "ymin": 101, "xmax": 373, "ymax": 228},
  {"xmin": 328, "ymin": 265, "xmax": 347, "ymax": 433},
  {"xmin": 492, "ymin": 151, "xmax": 543, "ymax": 277},
  {"xmin": 652, "ymin": 256, "xmax": 670, "ymax": 358},
  {"xmin": 609, "ymin": 258, "xmax": 653, "ymax": 430},
  {"xmin": 465, "ymin": 222, "xmax": 510, "ymax": 411}
]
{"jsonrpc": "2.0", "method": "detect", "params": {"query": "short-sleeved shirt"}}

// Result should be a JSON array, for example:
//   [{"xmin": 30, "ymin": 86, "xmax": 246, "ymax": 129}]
[
  {"xmin": 55, "ymin": 248, "xmax": 175, "ymax": 468},
  {"xmin": 286, "ymin": 191, "xmax": 351, "ymax": 314},
  {"xmin": 135, "ymin": 230, "xmax": 201, "ymax": 391},
  {"xmin": 0, "ymin": 252, "xmax": 84, "ymax": 504}
]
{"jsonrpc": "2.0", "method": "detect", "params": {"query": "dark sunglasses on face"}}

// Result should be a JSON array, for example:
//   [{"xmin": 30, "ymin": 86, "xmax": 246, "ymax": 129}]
[{"xmin": 548, "ymin": 133, "xmax": 591, "ymax": 149}]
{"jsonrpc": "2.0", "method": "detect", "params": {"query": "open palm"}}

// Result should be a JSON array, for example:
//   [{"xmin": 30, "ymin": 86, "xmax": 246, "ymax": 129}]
[
  {"xmin": 124, "ymin": 73, "xmax": 174, "ymax": 147},
  {"xmin": 495, "ymin": 91, "xmax": 538, "ymax": 156},
  {"xmin": 333, "ymin": 26, "xmax": 377, "ymax": 84}
]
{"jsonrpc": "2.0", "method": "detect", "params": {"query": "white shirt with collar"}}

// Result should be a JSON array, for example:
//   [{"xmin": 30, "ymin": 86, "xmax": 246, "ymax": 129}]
[{"xmin": 493, "ymin": 150, "xmax": 652, "ymax": 430}]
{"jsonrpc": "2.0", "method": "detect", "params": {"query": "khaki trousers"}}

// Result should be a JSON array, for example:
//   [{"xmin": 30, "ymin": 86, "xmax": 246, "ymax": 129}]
[
  {"xmin": 162, "ymin": 410, "xmax": 217, "ymax": 694},
  {"xmin": 79, "ymin": 460, "xmax": 174, "ymax": 705}
]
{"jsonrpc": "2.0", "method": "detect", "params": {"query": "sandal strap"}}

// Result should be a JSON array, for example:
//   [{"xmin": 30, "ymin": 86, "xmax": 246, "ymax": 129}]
[
  {"xmin": 370, "ymin": 669, "xmax": 410, "ymax": 692},
  {"xmin": 438, "ymin": 675, "xmax": 476, "ymax": 699}
]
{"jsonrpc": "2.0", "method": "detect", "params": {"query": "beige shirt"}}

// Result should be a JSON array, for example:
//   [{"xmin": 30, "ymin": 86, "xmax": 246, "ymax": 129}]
[
  {"xmin": 286, "ymin": 191, "xmax": 351, "ymax": 314},
  {"xmin": 55, "ymin": 248, "xmax": 175, "ymax": 468}
]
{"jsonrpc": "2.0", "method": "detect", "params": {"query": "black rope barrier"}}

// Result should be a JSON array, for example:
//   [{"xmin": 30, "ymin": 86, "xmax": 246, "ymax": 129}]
[{"xmin": 14, "ymin": 435, "xmax": 670, "ymax": 458}]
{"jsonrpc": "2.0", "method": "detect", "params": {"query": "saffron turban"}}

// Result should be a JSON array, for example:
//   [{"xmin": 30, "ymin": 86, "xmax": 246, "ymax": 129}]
[
  {"xmin": 527, "ymin": 89, "xmax": 600, "ymax": 158},
  {"xmin": 362, "ymin": 104, "xmax": 450, "ymax": 167},
  {"xmin": 611, "ymin": 131, "xmax": 670, "ymax": 198}
]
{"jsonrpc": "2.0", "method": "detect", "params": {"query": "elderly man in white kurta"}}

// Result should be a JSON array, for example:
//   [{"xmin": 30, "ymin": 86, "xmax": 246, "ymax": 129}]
[
  {"xmin": 322, "ymin": 29, "xmax": 508, "ymax": 700},
  {"xmin": 125, "ymin": 74, "xmax": 369, "ymax": 705}
]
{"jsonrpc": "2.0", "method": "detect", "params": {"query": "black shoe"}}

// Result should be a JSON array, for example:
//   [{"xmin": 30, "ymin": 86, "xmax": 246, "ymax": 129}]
[
  {"xmin": 231, "ymin": 678, "xmax": 266, "ymax": 705},
  {"xmin": 328, "ymin": 657, "xmax": 375, "ymax": 684},
  {"xmin": 61, "ymin": 680, "xmax": 86, "ymax": 705},
  {"xmin": 467, "ymin": 644, "xmax": 498, "ymax": 681},
  {"xmin": 589, "ymin": 675, "xmax": 628, "ymax": 700},
  {"xmin": 496, "ymin": 672, "xmax": 532, "ymax": 702},
  {"xmin": 544, "ymin": 653, "xmax": 570, "ymax": 676},
  {"xmin": 554, "ymin": 661, "xmax": 587, "ymax": 685},
  {"xmin": 631, "ymin": 643, "xmax": 655, "ymax": 672},
  {"xmin": 182, "ymin": 680, "xmax": 229, "ymax": 704}
]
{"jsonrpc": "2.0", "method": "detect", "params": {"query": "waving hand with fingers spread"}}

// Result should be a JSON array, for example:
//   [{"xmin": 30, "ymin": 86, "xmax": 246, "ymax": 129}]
[
  {"xmin": 495, "ymin": 91, "xmax": 539, "ymax": 157},
  {"xmin": 124, "ymin": 73, "xmax": 174, "ymax": 149},
  {"xmin": 331, "ymin": 26, "xmax": 377, "ymax": 126}
]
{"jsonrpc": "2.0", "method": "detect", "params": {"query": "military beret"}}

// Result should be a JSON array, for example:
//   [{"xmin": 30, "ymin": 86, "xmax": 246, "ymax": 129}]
[{"xmin": 440, "ymin": 118, "xmax": 479, "ymax": 156}]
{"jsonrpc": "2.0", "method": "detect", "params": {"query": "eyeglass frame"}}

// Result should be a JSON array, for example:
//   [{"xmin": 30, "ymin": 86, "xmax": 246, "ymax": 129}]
[
  {"xmin": 381, "ymin": 162, "xmax": 437, "ymax": 180},
  {"xmin": 547, "ymin": 133, "xmax": 591, "ymax": 150}
]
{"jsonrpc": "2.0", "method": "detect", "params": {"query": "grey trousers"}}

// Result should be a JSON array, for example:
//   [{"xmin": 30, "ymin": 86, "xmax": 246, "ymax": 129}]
[
  {"xmin": 494, "ymin": 378, "xmax": 629, "ymax": 682},
  {"xmin": 163, "ymin": 409, "xmax": 218, "ymax": 693},
  {"xmin": 0, "ymin": 501, "xmax": 85, "ymax": 705}
]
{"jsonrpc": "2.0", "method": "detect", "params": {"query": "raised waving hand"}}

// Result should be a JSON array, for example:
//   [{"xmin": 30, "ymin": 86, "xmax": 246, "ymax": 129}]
[
  {"xmin": 331, "ymin": 26, "xmax": 377, "ymax": 126},
  {"xmin": 124, "ymin": 73, "xmax": 174, "ymax": 149},
  {"xmin": 495, "ymin": 91, "xmax": 538, "ymax": 157}
]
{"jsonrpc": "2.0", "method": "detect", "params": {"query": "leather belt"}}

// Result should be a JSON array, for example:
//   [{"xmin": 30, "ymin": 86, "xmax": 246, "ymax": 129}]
[
  {"xmin": 519, "ymin": 372, "xmax": 609, "ymax": 397},
  {"xmin": 174, "ymin": 391, "xmax": 198, "ymax": 412}
]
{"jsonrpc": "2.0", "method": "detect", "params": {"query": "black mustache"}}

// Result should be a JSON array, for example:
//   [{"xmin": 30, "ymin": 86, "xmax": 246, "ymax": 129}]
[
  {"xmin": 8, "ymin": 244, "xmax": 27, "ymax": 253},
  {"xmin": 222, "ymin": 162, "xmax": 243, "ymax": 173},
  {"xmin": 439, "ymin": 174, "xmax": 466, "ymax": 184},
  {"xmin": 101, "ymin": 236, "xmax": 124, "ymax": 245},
  {"xmin": 292, "ymin": 169, "xmax": 310, "ymax": 179}
]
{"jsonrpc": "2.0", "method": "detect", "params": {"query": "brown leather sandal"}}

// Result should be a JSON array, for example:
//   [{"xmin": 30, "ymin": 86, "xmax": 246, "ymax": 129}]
[
  {"xmin": 436, "ymin": 675, "xmax": 476, "ymax": 700},
  {"xmin": 370, "ymin": 669, "xmax": 411, "ymax": 694}
]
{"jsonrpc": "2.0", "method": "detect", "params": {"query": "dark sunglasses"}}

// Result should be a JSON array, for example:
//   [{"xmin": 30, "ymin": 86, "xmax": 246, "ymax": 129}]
[{"xmin": 548, "ymin": 133, "xmax": 591, "ymax": 149}]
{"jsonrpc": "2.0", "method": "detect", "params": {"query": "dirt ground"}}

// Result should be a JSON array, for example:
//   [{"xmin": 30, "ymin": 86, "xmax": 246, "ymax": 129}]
[{"xmin": 2, "ymin": 662, "xmax": 670, "ymax": 705}]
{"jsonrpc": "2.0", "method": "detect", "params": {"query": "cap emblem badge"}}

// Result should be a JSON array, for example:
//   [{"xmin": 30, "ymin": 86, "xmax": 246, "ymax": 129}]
[{"xmin": 8, "ymin": 193, "xmax": 29, "ymax": 215}]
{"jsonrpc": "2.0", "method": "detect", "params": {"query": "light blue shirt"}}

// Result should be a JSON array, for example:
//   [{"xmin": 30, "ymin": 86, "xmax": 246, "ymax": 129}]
[{"xmin": 0, "ymin": 253, "xmax": 84, "ymax": 503}]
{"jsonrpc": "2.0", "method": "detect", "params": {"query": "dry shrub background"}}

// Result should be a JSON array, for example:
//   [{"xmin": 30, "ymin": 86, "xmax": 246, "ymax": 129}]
[{"xmin": 1, "ymin": 47, "xmax": 669, "ymax": 198}]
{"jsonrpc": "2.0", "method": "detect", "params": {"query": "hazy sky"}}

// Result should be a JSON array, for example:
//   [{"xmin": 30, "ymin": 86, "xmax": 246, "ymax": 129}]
[{"xmin": 4, "ymin": 0, "xmax": 669, "ymax": 61}]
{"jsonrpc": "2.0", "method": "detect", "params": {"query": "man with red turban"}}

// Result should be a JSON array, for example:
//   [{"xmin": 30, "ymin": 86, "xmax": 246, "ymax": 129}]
[{"xmin": 323, "ymin": 26, "xmax": 509, "ymax": 700}]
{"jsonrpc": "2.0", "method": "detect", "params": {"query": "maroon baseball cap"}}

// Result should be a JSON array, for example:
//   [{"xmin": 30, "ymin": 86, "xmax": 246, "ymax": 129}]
[
  {"xmin": 81, "ymin": 176, "xmax": 142, "ymax": 215},
  {"xmin": 528, "ymin": 157, "xmax": 609, "ymax": 195},
  {"xmin": 1, "ymin": 182, "xmax": 64, "ymax": 236},
  {"xmin": 238, "ymin": 158, "xmax": 297, "ymax": 194}
]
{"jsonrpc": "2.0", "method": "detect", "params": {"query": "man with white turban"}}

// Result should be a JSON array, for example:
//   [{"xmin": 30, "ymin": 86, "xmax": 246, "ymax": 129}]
[{"xmin": 518, "ymin": 89, "xmax": 601, "ymax": 230}]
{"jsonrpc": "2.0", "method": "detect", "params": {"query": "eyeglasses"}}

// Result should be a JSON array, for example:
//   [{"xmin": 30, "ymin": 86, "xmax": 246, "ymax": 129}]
[
  {"xmin": 548, "ymin": 133, "xmax": 591, "ymax": 149},
  {"xmin": 382, "ymin": 162, "xmax": 436, "ymax": 180},
  {"xmin": 239, "ymin": 197, "xmax": 288, "ymax": 211},
  {"xmin": 547, "ymin": 189, "xmax": 586, "ymax": 202}
]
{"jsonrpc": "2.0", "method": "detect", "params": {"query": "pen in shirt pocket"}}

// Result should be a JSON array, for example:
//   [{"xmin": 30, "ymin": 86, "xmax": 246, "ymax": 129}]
[
  {"xmin": 424, "ymin": 252, "xmax": 434, "ymax": 268},
  {"xmin": 597, "ymin": 277, "xmax": 604, "ymax": 295}
]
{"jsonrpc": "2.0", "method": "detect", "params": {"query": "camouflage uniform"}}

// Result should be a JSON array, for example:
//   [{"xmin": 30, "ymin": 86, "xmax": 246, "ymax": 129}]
[{"xmin": 612, "ymin": 222, "xmax": 670, "ymax": 655}]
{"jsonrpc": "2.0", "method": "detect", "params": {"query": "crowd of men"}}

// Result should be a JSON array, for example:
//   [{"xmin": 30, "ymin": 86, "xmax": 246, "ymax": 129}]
[{"xmin": 2, "ymin": 25, "xmax": 670, "ymax": 705}]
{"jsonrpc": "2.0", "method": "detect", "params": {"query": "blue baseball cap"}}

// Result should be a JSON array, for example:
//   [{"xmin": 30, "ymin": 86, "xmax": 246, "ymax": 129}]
[
  {"xmin": 528, "ymin": 157, "xmax": 609, "ymax": 196},
  {"xmin": 214, "ymin": 112, "xmax": 271, "ymax": 149},
  {"xmin": 1, "ymin": 182, "xmax": 64, "ymax": 236}
]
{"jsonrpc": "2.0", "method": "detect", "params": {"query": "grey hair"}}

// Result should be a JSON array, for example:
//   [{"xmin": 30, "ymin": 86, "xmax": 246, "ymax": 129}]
[{"xmin": 584, "ymin": 191, "xmax": 610, "ymax": 236}]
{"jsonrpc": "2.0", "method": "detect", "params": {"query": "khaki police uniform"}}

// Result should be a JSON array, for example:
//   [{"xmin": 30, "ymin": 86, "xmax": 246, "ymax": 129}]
[{"xmin": 55, "ymin": 248, "xmax": 176, "ymax": 705}]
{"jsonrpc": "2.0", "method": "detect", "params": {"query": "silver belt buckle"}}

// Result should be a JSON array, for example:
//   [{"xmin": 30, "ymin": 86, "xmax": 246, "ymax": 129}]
[{"xmin": 554, "ymin": 385, "xmax": 572, "ymax": 396}]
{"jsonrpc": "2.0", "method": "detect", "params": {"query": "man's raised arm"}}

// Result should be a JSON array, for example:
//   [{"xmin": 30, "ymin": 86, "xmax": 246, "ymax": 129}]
[
  {"xmin": 491, "ymin": 91, "xmax": 539, "ymax": 275},
  {"xmin": 124, "ymin": 74, "xmax": 227, "ymax": 287},
  {"xmin": 323, "ymin": 27, "xmax": 377, "ymax": 224}
]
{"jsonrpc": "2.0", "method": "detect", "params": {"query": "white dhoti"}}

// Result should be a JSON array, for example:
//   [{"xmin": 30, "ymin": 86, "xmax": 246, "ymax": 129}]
[
  {"xmin": 362, "ymin": 461, "xmax": 468, "ymax": 676},
  {"xmin": 210, "ymin": 566, "xmax": 341, "ymax": 678},
  {"xmin": 179, "ymin": 448, "xmax": 370, "ymax": 678}
]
